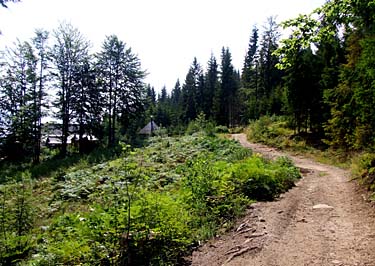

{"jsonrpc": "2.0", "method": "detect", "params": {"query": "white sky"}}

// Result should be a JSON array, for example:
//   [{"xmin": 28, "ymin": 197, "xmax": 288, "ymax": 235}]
[{"xmin": 0, "ymin": 0, "xmax": 325, "ymax": 92}]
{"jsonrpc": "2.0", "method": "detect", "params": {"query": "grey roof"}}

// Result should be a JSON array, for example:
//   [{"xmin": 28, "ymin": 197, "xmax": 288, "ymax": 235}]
[{"xmin": 139, "ymin": 121, "xmax": 159, "ymax": 135}]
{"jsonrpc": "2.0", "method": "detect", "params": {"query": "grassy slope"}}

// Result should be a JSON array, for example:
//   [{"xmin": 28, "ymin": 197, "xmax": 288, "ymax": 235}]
[{"xmin": 0, "ymin": 132, "xmax": 300, "ymax": 265}]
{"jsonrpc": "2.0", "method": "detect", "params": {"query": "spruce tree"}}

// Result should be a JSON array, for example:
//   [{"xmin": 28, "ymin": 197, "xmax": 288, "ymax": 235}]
[
  {"xmin": 204, "ymin": 54, "xmax": 219, "ymax": 119},
  {"xmin": 96, "ymin": 35, "xmax": 146, "ymax": 147},
  {"xmin": 170, "ymin": 80, "xmax": 183, "ymax": 125},
  {"xmin": 258, "ymin": 16, "xmax": 282, "ymax": 115},
  {"xmin": 181, "ymin": 58, "xmax": 202, "ymax": 122},
  {"xmin": 242, "ymin": 26, "xmax": 258, "ymax": 88},
  {"xmin": 240, "ymin": 26, "xmax": 260, "ymax": 122},
  {"xmin": 219, "ymin": 47, "xmax": 239, "ymax": 126},
  {"xmin": 283, "ymin": 48, "xmax": 321, "ymax": 133},
  {"xmin": 70, "ymin": 57, "xmax": 103, "ymax": 153}
]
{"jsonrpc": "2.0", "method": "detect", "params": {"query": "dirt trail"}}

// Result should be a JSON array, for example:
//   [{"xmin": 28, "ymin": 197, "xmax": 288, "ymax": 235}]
[{"xmin": 191, "ymin": 134, "xmax": 375, "ymax": 266}]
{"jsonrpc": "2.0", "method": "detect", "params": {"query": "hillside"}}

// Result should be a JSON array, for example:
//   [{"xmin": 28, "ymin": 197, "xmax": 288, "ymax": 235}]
[{"xmin": 0, "ymin": 133, "xmax": 300, "ymax": 265}]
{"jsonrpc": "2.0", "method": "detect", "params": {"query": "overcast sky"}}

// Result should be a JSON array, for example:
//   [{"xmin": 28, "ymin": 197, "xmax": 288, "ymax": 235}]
[{"xmin": 0, "ymin": 0, "xmax": 325, "ymax": 92}]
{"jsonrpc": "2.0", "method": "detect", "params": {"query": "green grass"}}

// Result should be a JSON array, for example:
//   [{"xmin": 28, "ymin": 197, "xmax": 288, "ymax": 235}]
[
  {"xmin": 0, "ymin": 131, "xmax": 301, "ymax": 265},
  {"xmin": 245, "ymin": 115, "xmax": 352, "ymax": 168}
]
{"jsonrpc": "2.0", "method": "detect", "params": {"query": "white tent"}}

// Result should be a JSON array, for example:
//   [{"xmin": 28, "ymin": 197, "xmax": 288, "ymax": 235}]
[{"xmin": 139, "ymin": 121, "xmax": 159, "ymax": 135}]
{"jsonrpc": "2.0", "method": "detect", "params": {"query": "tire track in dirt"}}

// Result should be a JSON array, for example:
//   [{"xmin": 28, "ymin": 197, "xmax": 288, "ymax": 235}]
[{"xmin": 191, "ymin": 134, "xmax": 375, "ymax": 266}]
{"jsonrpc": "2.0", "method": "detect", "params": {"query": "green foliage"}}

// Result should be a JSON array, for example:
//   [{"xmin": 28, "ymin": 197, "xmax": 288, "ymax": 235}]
[
  {"xmin": 0, "ymin": 173, "xmax": 35, "ymax": 265},
  {"xmin": 215, "ymin": 125, "xmax": 229, "ymax": 133},
  {"xmin": 186, "ymin": 112, "xmax": 215, "ymax": 136},
  {"xmin": 230, "ymin": 155, "xmax": 300, "ymax": 201},
  {"xmin": 0, "ymin": 144, "xmax": 125, "ymax": 185},
  {"xmin": 96, "ymin": 34, "xmax": 146, "ymax": 148},
  {"xmin": 247, "ymin": 116, "xmax": 296, "ymax": 148},
  {"xmin": 282, "ymin": 48, "xmax": 324, "ymax": 134},
  {"xmin": 216, "ymin": 47, "xmax": 240, "ymax": 126},
  {"xmin": 275, "ymin": 0, "xmax": 375, "ymax": 151},
  {"xmin": 352, "ymin": 153, "xmax": 375, "ymax": 193},
  {"xmin": 1, "ymin": 131, "xmax": 301, "ymax": 265},
  {"xmin": 246, "ymin": 116, "xmax": 356, "ymax": 168}
]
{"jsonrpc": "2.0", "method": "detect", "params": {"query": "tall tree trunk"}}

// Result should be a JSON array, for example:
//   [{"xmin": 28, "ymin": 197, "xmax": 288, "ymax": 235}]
[
  {"xmin": 33, "ymin": 57, "xmax": 44, "ymax": 164},
  {"xmin": 61, "ymin": 75, "xmax": 68, "ymax": 157},
  {"xmin": 108, "ymin": 78, "xmax": 113, "ymax": 148}
]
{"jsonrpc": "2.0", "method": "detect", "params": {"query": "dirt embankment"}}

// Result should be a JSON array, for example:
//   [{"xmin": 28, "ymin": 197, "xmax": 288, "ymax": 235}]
[{"xmin": 191, "ymin": 134, "xmax": 375, "ymax": 266}]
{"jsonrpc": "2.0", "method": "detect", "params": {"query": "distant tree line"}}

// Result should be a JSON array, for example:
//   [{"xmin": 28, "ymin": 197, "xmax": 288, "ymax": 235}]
[
  {"xmin": 152, "ymin": 0, "xmax": 375, "ymax": 151},
  {"xmin": 149, "ymin": 17, "xmax": 282, "ymax": 131},
  {"xmin": 0, "ymin": 22, "xmax": 146, "ymax": 163},
  {"xmin": 1, "ymin": 0, "xmax": 374, "ymax": 164}
]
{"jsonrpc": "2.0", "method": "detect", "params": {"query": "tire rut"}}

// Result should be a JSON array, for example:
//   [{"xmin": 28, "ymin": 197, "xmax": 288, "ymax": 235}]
[{"xmin": 191, "ymin": 134, "xmax": 375, "ymax": 266}]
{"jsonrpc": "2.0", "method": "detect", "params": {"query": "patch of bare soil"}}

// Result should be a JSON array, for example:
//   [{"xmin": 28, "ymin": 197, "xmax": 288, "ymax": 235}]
[{"xmin": 191, "ymin": 134, "xmax": 375, "ymax": 266}]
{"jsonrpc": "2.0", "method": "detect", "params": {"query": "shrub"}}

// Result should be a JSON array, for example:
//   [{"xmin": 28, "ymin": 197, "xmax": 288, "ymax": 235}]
[
  {"xmin": 230, "ymin": 156, "xmax": 300, "ymax": 201},
  {"xmin": 0, "ymin": 173, "xmax": 35, "ymax": 264},
  {"xmin": 215, "ymin": 125, "xmax": 229, "ymax": 133},
  {"xmin": 186, "ymin": 112, "xmax": 216, "ymax": 136},
  {"xmin": 352, "ymin": 152, "xmax": 375, "ymax": 192}
]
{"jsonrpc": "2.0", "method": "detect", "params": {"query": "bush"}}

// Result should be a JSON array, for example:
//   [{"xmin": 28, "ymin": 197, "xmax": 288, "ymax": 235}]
[
  {"xmin": 352, "ymin": 152, "xmax": 375, "ymax": 192},
  {"xmin": 229, "ymin": 127, "xmax": 244, "ymax": 134},
  {"xmin": 247, "ymin": 116, "xmax": 318, "ymax": 152},
  {"xmin": 230, "ymin": 155, "xmax": 300, "ymax": 201},
  {"xmin": 215, "ymin": 125, "xmax": 229, "ymax": 133},
  {"xmin": 186, "ymin": 112, "xmax": 216, "ymax": 137}
]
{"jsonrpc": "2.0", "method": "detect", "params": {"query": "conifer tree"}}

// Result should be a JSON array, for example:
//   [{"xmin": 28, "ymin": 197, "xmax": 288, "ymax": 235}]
[
  {"xmin": 154, "ymin": 86, "xmax": 171, "ymax": 127},
  {"xmin": 219, "ymin": 47, "xmax": 239, "ymax": 126},
  {"xmin": 170, "ymin": 80, "xmax": 183, "ymax": 125},
  {"xmin": 145, "ymin": 84, "xmax": 156, "ymax": 114},
  {"xmin": 70, "ymin": 57, "xmax": 103, "ymax": 153},
  {"xmin": 283, "ymin": 48, "xmax": 321, "ymax": 133},
  {"xmin": 204, "ymin": 54, "xmax": 219, "ymax": 119},
  {"xmin": 242, "ymin": 26, "xmax": 258, "ymax": 88},
  {"xmin": 51, "ymin": 22, "xmax": 90, "ymax": 156},
  {"xmin": 276, "ymin": 0, "xmax": 375, "ymax": 149},
  {"xmin": 240, "ymin": 26, "xmax": 260, "ymax": 121},
  {"xmin": 96, "ymin": 35, "xmax": 146, "ymax": 147},
  {"xmin": 182, "ymin": 58, "xmax": 202, "ymax": 122},
  {"xmin": 258, "ymin": 17, "xmax": 282, "ymax": 115}
]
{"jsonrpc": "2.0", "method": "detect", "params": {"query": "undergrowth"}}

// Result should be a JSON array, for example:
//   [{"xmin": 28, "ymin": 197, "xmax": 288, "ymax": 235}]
[
  {"xmin": 246, "ymin": 115, "xmax": 375, "ymax": 200},
  {"xmin": 0, "ymin": 131, "xmax": 300, "ymax": 265},
  {"xmin": 246, "ymin": 115, "xmax": 351, "ymax": 168},
  {"xmin": 351, "ymin": 153, "xmax": 375, "ymax": 198},
  {"xmin": 0, "ymin": 145, "xmax": 124, "ymax": 184}
]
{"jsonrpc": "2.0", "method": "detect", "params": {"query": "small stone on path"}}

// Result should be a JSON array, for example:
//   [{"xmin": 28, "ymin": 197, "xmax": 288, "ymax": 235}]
[
  {"xmin": 313, "ymin": 204, "xmax": 334, "ymax": 209},
  {"xmin": 332, "ymin": 259, "xmax": 342, "ymax": 265}
]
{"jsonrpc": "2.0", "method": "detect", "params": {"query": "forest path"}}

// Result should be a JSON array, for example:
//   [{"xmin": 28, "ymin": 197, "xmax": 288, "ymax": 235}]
[{"xmin": 191, "ymin": 133, "xmax": 375, "ymax": 266}]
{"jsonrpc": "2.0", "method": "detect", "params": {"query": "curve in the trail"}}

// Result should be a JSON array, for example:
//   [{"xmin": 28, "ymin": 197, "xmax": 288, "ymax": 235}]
[{"xmin": 192, "ymin": 134, "xmax": 375, "ymax": 266}]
